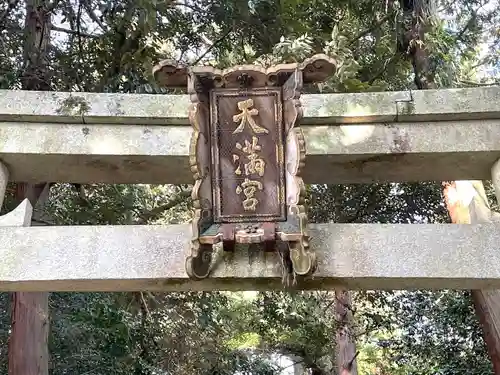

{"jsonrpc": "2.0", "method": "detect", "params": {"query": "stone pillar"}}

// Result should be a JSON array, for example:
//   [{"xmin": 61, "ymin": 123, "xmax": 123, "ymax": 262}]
[
  {"xmin": 443, "ymin": 174, "xmax": 500, "ymax": 374},
  {"xmin": 0, "ymin": 160, "xmax": 48, "ymax": 375},
  {"xmin": 0, "ymin": 162, "xmax": 32, "ymax": 226}
]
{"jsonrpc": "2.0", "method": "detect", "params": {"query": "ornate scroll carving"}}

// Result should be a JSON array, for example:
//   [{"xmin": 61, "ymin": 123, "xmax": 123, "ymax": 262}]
[
  {"xmin": 185, "ymin": 74, "xmax": 214, "ymax": 280},
  {"xmin": 153, "ymin": 54, "xmax": 337, "ymax": 88},
  {"xmin": 277, "ymin": 69, "xmax": 315, "ymax": 276},
  {"xmin": 156, "ymin": 54, "xmax": 336, "ymax": 283}
]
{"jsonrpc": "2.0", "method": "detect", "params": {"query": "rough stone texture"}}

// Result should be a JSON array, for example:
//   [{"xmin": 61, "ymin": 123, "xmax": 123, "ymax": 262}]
[
  {"xmin": 0, "ymin": 200, "xmax": 33, "ymax": 227},
  {"xmin": 301, "ymin": 91, "xmax": 406, "ymax": 124},
  {"xmin": 0, "ymin": 223, "xmax": 500, "ymax": 291},
  {"xmin": 0, "ymin": 119, "xmax": 500, "ymax": 184},
  {"xmin": 2, "ymin": 87, "xmax": 500, "ymax": 184},
  {"xmin": 1, "ymin": 86, "xmax": 500, "ymax": 125},
  {"xmin": 0, "ymin": 90, "xmax": 189, "ymax": 125},
  {"xmin": 396, "ymin": 87, "xmax": 500, "ymax": 122},
  {"xmin": 0, "ymin": 121, "xmax": 190, "ymax": 184},
  {"xmin": 0, "ymin": 160, "xmax": 33, "ymax": 225}
]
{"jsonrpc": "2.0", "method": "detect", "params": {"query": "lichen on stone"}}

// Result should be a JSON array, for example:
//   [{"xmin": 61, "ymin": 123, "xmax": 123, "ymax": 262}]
[
  {"xmin": 397, "ymin": 100, "xmax": 416, "ymax": 116},
  {"xmin": 56, "ymin": 95, "xmax": 90, "ymax": 117}
]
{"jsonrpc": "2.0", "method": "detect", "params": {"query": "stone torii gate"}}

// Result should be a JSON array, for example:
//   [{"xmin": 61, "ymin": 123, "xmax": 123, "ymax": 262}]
[
  {"xmin": 1, "ymin": 53, "xmax": 500, "ymax": 373},
  {"xmin": 1, "ymin": 82, "xmax": 499, "ymax": 291}
]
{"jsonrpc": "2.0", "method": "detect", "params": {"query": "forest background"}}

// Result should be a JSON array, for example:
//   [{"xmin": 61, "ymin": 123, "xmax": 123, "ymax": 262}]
[{"xmin": 1, "ymin": 0, "xmax": 500, "ymax": 374}]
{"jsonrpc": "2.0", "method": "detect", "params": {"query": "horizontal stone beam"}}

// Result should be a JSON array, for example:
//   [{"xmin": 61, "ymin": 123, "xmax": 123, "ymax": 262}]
[
  {"xmin": 0, "ymin": 223, "xmax": 499, "ymax": 291},
  {"xmin": 1, "ymin": 86, "xmax": 500, "ymax": 125},
  {"xmin": 2, "ymin": 86, "xmax": 500, "ymax": 184},
  {"xmin": 1, "ymin": 119, "xmax": 500, "ymax": 184}
]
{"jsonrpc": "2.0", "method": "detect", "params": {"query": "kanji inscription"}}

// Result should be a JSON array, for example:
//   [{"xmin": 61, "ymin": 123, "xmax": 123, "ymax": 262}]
[
  {"xmin": 232, "ymin": 99, "xmax": 269, "ymax": 134},
  {"xmin": 211, "ymin": 89, "xmax": 286, "ymax": 223},
  {"xmin": 232, "ymin": 101, "xmax": 268, "ymax": 212},
  {"xmin": 233, "ymin": 137, "xmax": 266, "ymax": 177}
]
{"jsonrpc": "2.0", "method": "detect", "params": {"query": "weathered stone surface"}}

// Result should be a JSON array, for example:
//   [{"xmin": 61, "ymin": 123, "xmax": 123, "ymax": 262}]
[
  {"xmin": 396, "ymin": 87, "xmax": 500, "ymax": 122},
  {"xmin": 0, "ymin": 119, "xmax": 500, "ymax": 184},
  {"xmin": 1, "ymin": 86, "xmax": 500, "ymax": 125},
  {"xmin": 0, "ymin": 199, "xmax": 33, "ymax": 227},
  {"xmin": 301, "ymin": 91, "xmax": 405, "ymax": 124},
  {"xmin": 0, "ymin": 121, "xmax": 190, "ymax": 184},
  {"xmin": 0, "ymin": 160, "xmax": 33, "ymax": 226},
  {"xmin": 0, "ymin": 223, "xmax": 500, "ymax": 291},
  {"xmin": 0, "ymin": 90, "xmax": 189, "ymax": 125},
  {"xmin": 2, "ymin": 86, "xmax": 500, "ymax": 184}
]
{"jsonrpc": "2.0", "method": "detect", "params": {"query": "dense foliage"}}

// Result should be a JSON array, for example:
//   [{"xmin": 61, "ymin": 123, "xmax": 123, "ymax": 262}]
[{"xmin": 1, "ymin": 0, "xmax": 500, "ymax": 374}]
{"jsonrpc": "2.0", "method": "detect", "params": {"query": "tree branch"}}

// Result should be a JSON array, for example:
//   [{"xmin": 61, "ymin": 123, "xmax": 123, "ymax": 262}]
[
  {"xmin": 135, "ymin": 188, "xmax": 192, "ymax": 224},
  {"xmin": 340, "ymin": 351, "xmax": 360, "ymax": 375},
  {"xmin": 368, "ymin": 53, "xmax": 400, "ymax": 84},
  {"xmin": 272, "ymin": 345, "xmax": 328, "ymax": 374},
  {"xmin": 467, "ymin": 56, "xmax": 492, "ymax": 72},
  {"xmin": 348, "ymin": 12, "xmax": 393, "ymax": 47},
  {"xmin": 171, "ymin": 1, "xmax": 209, "ymax": 15},
  {"xmin": 193, "ymin": 28, "xmax": 233, "ymax": 65},
  {"xmin": 74, "ymin": 1, "xmax": 84, "ymax": 91},
  {"xmin": 455, "ymin": 2, "xmax": 492, "ymax": 43},
  {"xmin": 455, "ymin": 12, "xmax": 476, "ymax": 42},
  {"xmin": 50, "ymin": 25, "xmax": 98, "ymax": 38},
  {"xmin": 81, "ymin": 0, "xmax": 107, "ymax": 32}
]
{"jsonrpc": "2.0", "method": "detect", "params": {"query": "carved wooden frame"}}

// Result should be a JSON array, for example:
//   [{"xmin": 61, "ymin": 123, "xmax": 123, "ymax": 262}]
[{"xmin": 154, "ymin": 54, "xmax": 336, "ymax": 281}]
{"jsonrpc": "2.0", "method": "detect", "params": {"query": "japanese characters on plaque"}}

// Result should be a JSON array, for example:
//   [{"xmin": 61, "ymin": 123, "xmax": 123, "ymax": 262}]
[
  {"xmin": 211, "ymin": 89, "xmax": 286, "ymax": 223},
  {"xmin": 232, "ymin": 99, "xmax": 267, "ymax": 212}
]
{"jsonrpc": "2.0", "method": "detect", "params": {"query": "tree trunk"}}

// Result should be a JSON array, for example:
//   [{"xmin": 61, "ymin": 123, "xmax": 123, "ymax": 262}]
[
  {"xmin": 20, "ymin": 0, "xmax": 52, "ymax": 91},
  {"xmin": 8, "ymin": 1, "xmax": 52, "ymax": 375},
  {"xmin": 335, "ymin": 289, "xmax": 358, "ymax": 375},
  {"xmin": 9, "ymin": 292, "xmax": 49, "ymax": 375},
  {"xmin": 471, "ymin": 291, "xmax": 500, "ymax": 373},
  {"xmin": 400, "ymin": 0, "xmax": 437, "ymax": 90}
]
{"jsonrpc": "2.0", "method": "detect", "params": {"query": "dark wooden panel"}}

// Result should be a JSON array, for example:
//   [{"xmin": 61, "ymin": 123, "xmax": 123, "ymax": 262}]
[{"xmin": 211, "ymin": 88, "xmax": 286, "ymax": 223}]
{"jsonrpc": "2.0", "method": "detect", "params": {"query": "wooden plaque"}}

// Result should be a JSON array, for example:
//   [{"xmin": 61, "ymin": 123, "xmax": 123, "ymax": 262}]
[
  {"xmin": 211, "ymin": 88, "xmax": 286, "ymax": 223},
  {"xmin": 153, "ymin": 54, "xmax": 337, "ymax": 283}
]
